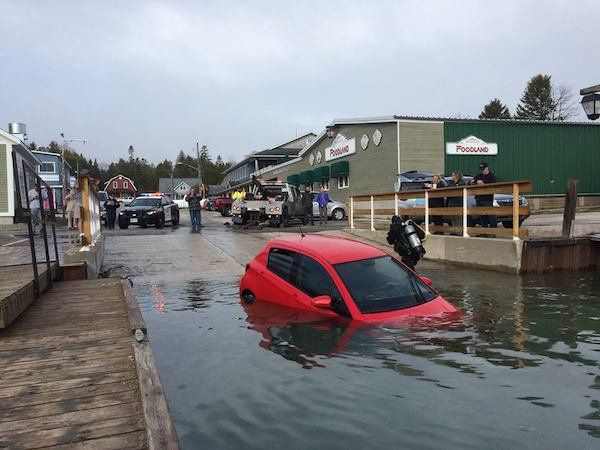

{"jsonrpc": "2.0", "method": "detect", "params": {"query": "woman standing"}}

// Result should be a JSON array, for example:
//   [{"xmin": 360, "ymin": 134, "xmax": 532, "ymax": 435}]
[
  {"xmin": 446, "ymin": 171, "xmax": 466, "ymax": 234},
  {"xmin": 425, "ymin": 174, "xmax": 447, "ymax": 228}
]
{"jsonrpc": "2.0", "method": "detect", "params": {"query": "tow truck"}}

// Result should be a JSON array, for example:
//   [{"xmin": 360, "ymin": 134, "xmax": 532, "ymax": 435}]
[{"xmin": 231, "ymin": 179, "xmax": 305, "ymax": 228}]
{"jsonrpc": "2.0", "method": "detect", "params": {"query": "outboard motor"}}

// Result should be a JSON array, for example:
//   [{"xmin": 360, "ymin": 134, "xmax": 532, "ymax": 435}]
[{"xmin": 386, "ymin": 215, "xmax": 426, "ymax": 270}]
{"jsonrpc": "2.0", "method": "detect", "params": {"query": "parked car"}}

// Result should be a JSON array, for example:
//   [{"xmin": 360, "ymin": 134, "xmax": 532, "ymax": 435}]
[
  {"xmin": 397, "ymin": 175, "xmax": 529, "ymax": 228},
  {"xmin": 118, "ymin": 195, "xmax": 179, "ymax": 229},
  {"xmin": 213, "ymin": 196, "xmax": 233, "ymax": 216},
  {"xmin": 240, "ymin": 235, "xmax": 458, "ymax": 323},
  {"xmin": 312, "ymin": 193, "xmax": 347, "ymax": 221}
]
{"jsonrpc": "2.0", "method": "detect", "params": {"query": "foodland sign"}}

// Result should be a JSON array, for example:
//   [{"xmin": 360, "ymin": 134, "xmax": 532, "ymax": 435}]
[
  {"xmin": 325, "ymin": 134, "xmax": 356, "ymax": 161},
  {"xmin": 446, "ymin": 135, "xmax": 498, "ymax": 155}
]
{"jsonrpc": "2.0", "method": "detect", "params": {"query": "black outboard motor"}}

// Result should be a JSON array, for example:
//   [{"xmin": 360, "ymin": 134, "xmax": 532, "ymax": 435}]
[{"xmin": 386, "ymin": 215, "xmax": 426, "ymax": 270}]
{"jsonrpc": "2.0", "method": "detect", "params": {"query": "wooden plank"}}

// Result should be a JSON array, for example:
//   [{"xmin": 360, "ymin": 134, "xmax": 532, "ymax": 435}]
[
  {"xmin": 0, "ymin": 371, "xmax": 137, "ymax": 400},
  {"xmin": 0, "ymin": 390, "xmax": 139, "ymax": 422},
  {"xmin": 0, "ymin": 402, "xmax": 142, "ymax": 434},
  {"xmin": 46, "ymin": 430, "xmax": 147, "ymax": 450},
  {"xmin": 1, "ymin": 416, "xmax": 145, "ymax": 450},
  {"xmin": 134, "ymin": 342, "xmax": 180, "ymax": 450},
  {"xmin": 121, "ymin": 280, "xmax": 147, "ymax": 336}
]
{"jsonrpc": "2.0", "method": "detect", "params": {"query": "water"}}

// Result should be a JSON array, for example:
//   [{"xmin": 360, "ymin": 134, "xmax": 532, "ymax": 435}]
[
  {"xmin": 104, "ymin": 217, "xmax": 600, "ymax": 449},
  {"xmin": 131, "ymin": 269, "xmax": 600, "ymax": 449}
]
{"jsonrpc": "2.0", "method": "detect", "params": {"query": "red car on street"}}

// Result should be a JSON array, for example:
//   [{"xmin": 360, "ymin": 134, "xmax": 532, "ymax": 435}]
[{"xmin": 240, "ymin": 235, "xmax": 458, "ymax": 324}]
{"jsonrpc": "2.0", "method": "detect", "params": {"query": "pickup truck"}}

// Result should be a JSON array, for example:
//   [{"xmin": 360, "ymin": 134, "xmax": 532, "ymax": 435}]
[{"xmin": 213, "ymin": 196, "xmax": 233, "ymax": 216}]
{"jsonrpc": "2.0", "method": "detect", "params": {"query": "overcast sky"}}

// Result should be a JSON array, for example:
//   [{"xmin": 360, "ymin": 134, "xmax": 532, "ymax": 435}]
[{"xmin": 1, "ymin": 0, "xmax": 597, "ymax": 164}]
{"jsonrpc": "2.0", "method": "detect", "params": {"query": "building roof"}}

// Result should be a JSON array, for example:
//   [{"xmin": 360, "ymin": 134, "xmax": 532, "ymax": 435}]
[
  {"xmin": 32, "ymin": 150, "xmax": 74, "ymax": 171},
  {"xmin": 158, "ymin": 177, "xmax": 200, "ymax": 193},
  {"xmin": 224, "ymin": 132, "xmax": 316, "ymax": 175},
  {"xmin": 328, "ymin": 115, "xmax": 600, "ymax": 127}
]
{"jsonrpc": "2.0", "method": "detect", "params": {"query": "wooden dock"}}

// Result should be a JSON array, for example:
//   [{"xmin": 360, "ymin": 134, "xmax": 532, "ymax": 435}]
[{"xmin": 0, "ymin": 278, "xmax": 179, "ymax": 449}]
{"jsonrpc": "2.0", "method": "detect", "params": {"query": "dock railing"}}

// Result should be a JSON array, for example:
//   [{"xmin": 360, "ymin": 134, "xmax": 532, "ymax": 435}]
[
  {"xmin": 11, "ymin": 153, "xmax": 60, "ymax": 297},
  {"xmin": 350, "ymin": 180, "xmax": 532, "ymax": 240}
]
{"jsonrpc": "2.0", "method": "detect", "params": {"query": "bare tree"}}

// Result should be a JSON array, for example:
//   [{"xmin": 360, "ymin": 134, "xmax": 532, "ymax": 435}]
[{"xmin": 552, "ymin": 85, "xmax": 578, "ymax": 121}]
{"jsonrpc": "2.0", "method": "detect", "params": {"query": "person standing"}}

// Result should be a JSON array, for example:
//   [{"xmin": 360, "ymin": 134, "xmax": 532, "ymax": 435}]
[
  {"xmin": 425, "ymin": 174, "xmax": 447, "ymax": 228},
  {"xmin": 316, "ymin": 185, "xmax": 330, "ymax": 226},
  {"xmin": 104, "ymin": 195, "xmax": 120, "ymax": 229},
  {"xmin": 72, "ymin": 185, "xmax": 82, "ymax": 231},
  {"xmin": 185, "ymin": 186, "xmax": 203, "ymax": 232},
  {"xmin": 472, "ymin": 162, "xmax": 497, "ymax": 228},
  {"xmin": 28, "ymin": 186, "xmax": 40, "ymax": 234},
  {"xmin": 446, "ymin": 171, "xmax": 466, "ymax": 234},
  {"xmin": 64, "ymin": 188, "xmax": 76, "ymax": 229},
  {"xmin": 301, "ymin": 185, "xmax": 314, "ymax": 226}
]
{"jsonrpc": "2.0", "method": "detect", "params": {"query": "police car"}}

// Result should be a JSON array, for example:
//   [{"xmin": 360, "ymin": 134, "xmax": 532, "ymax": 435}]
[{"xmin": 118, "ymin": 194, "xmax": 180, "ymax": 229}]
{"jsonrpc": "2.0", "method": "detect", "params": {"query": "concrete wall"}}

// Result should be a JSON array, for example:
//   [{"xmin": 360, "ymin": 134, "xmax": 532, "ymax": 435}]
[{"xmin": 347, "ymin": 228, "xmax": 523, "ymax": 273}]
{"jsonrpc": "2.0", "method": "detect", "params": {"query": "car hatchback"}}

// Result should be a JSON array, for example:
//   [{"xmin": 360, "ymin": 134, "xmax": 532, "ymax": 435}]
[{"xmin": 240, "ymin": 235, "xmax": 457, "ymax": 323}]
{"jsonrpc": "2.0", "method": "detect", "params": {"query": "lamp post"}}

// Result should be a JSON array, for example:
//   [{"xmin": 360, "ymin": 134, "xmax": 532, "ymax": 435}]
[{"xmin": 580, "ymin": 84, "xmax": 600, "ymax": 120}]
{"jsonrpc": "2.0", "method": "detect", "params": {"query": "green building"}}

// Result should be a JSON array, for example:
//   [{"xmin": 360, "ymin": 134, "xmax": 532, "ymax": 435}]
[{"xmin": 257, "ymin": 116, "xmax": 600, "ymax": 210}]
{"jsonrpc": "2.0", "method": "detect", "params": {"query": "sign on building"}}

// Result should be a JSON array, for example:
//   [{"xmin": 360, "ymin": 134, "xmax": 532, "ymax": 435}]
[
  {"xmin": 324, "ymin": 134, "xmax": 356, "ymax": 161},
  {"xmin": 446, "ymin": 135, "xmax": 498, "ymax": 155}
]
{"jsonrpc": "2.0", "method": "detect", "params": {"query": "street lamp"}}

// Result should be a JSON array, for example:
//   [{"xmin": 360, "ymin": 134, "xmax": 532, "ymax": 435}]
[{"xmin": 580, "ymin": 85, "xmax": 600, "ymax": 120}]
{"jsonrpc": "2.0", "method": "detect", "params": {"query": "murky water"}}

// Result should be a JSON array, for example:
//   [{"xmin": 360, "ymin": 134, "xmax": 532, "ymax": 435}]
[{"xmin": 105, "ymin": 216, "xmax": 600, "ymax": 449}]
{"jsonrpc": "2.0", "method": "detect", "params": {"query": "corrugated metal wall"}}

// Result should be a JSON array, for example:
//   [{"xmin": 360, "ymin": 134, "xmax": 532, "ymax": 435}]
[
  {"xmin": 444, "ymin": 121, "xmax": 600, "ymax": 195},
  {"xmin": 0, "ymin": 144, "xmax": 8, "ymax": 212}
]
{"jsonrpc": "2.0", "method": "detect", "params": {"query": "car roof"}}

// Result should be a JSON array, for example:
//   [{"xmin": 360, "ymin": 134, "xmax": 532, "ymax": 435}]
[{"xmin": 267, "ymin": 234, "xmax": 386, "ymax": 264}]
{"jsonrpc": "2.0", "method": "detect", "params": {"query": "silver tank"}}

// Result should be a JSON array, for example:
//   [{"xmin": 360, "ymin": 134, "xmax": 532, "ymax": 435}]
[{"xmin": 8, "ymin": 122, "xmax": 26, "ymax": 135}]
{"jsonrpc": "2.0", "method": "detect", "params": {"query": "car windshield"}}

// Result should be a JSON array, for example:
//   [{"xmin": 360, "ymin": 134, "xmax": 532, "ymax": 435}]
[
  {"xmin": 334, "ymin": 256, "xmax": 437, "ymax": 314},
  {"xmin": 129, "ymin": 198, "xmax": 161, "ymax": 207}
]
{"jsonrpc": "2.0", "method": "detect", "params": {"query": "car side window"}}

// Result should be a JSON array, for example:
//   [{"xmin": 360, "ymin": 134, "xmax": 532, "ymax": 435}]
[
  {"xmin": 267, "ymin": 248, "xmax": 297, "ymax": 284},
  {"xmin": 295, "ymin": 255, "xmax": 349, "ymax": 317}
]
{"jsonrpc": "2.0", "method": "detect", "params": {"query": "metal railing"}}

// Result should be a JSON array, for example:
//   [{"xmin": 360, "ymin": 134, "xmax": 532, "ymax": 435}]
[
  {"xmin": 350, "ymin": 180, "xmax": 532, "ymax": 240},
  {"xmin": 11, "ymin": 153, "xmax": 60, "ymax": 297}
]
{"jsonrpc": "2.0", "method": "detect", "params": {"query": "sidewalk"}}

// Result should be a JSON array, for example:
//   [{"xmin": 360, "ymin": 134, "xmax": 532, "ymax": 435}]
[{"xmin": 524, "ymin": 211, "xmax": 600, "ymax": 238}]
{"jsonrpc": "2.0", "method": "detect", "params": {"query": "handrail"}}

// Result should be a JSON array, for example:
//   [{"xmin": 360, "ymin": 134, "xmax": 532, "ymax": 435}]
[{"xmin": 350, "ymin": 180, "xmax": 532, "ymax": 241}]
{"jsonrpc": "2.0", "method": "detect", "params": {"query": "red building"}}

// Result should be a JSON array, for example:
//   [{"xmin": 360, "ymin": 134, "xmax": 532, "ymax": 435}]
[{"xmin": 104, "ymin": 174, "xmax": 137, "ymax": 198}]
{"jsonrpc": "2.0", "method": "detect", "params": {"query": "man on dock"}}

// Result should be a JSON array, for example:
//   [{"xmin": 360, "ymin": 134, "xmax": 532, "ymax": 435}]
[{"xmin": 472, "ymin": 162, "xmax": 497, "ymax": 228}]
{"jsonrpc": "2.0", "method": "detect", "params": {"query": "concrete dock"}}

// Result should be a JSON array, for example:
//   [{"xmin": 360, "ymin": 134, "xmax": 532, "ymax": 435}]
[{"xmin": 0, "ymin": 278, "xmax": 178, "ymax": 449}]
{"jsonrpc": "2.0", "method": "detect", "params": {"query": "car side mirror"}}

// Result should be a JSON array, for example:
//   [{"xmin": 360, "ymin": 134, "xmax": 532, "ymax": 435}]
[
  {"xmin": 419, "ymin": 276, "xmax": 433, "ymax": 287},
  {"xmin": 311, "ymin": 295, "xmax": 332, "ymax": 309}
]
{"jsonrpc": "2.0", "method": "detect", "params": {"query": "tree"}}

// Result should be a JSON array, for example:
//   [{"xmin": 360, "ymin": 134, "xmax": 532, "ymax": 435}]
[
  {"xmin": 515, "ymin": 74, "xmax": 556, "ymax": 120},
  {"xmin": 551, "ymin": 85, "xmax": 578, "ymax": 121},
  {"xmin": 479, "ymin": 98, "xmax": 511, "ymax": 119}
]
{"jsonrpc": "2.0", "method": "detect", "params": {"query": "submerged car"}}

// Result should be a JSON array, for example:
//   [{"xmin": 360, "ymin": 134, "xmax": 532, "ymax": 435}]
[
  {"xmin": 118, "ymin": 195, "xmax": 180, "ymax": 229},
  {"xmin": 240, "ymin": 235, "xmax": 457, "ymax": 323}
]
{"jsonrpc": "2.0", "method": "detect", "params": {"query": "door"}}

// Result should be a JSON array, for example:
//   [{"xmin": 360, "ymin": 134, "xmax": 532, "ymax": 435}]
[
  {"xmin": 294, "ymin": 254, "xmax": 350, "ymax": 317},
  {"xmin": 162, "ymin": 197, "xmax": 172, "ymax": 222},
  {"xmin": 262, "ymin": 248, "xmax": 304, "ymax": 309}
]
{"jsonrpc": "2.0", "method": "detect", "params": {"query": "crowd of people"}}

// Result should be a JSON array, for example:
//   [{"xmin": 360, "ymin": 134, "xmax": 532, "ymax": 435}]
[{"xmin": 424, "ymin": 161, "xmax": 498, "ymax": 229}]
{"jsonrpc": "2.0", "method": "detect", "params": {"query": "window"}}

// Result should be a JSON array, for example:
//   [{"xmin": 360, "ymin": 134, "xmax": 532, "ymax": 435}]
[
  {"xmin": 123, "ymin": 181, "xmax": 129, "ymax": 189},
  {"xmin": 267, "ymin": 248, "xmax": 296, "ymax": 283},
  {"xmin": 338, "ymin": 176, "xmax": 350, "ymax": 189},
  {"xmin": 335, "ymin": 256, "xmax": 436, "ymax": 314},
  {"xmin": 113, "ymin": 181, "xmax": 118, "ymax": 188},
  {"xmin": 296, "ymin": 255, "xmax": 349, "ymax": 317},
  {"xmin": 39, "ymin": 162, "xmax": 55, "ymax": 173}
]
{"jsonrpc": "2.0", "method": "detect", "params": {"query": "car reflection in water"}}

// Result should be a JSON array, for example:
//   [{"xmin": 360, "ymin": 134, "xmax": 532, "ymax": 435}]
[{"xmin": 242, "ymin": 300, "xmax": 462, "ymax": 369}]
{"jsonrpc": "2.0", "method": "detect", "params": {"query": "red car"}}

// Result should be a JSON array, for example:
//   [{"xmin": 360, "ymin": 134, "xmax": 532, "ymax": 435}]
[{"xmin": 240, "ymin": 235, "xmax": 458, "ymax": 324}]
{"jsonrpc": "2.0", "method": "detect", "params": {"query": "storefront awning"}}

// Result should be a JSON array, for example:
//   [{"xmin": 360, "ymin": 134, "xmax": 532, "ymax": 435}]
[
  {"xmin": 297, "ymin": 170, "xmax": 315, "ymax": 185},
  {"xmin": 312, "ymin": 166, "xmax": 330, "ymax": 180},
  {"xmin": 330, "ymin": 161, "xmax": 349, "ymax": 177},
  {"xmin": 287, "ymin": 174, "xmax": 300, "ymax": 185}
]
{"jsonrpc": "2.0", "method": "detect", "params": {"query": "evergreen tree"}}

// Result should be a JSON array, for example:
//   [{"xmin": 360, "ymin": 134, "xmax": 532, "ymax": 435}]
[
  {"xmin": 515, "ymin": 74, "xmax": 555, "ymax": 120},
  {"xmin": 479, "ymin": 98, "xmax": 511, "ymax": 119}
]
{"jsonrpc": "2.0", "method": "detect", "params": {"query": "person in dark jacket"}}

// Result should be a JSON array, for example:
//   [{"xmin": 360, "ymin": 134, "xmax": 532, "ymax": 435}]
[
  {"xmin": 103, "ymin": 195, "xmax": 120, "ymax": 229},
  {"xmin": 446, "ymin": 171, "xmax": 466, "ymax": 234},
  {"xmin": 185, "ymin": 186, "xmax": 203, "ymax": 232},
  {"xmin": 472, "ymin": 162, "xmax": 497, "ymax": 228},
  {"xmin": 301, "ymin": 186, "xmax": 314, "ymax": 225}
]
